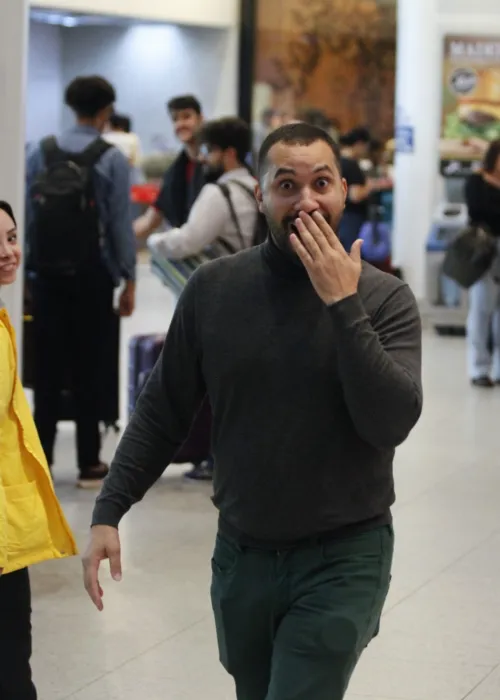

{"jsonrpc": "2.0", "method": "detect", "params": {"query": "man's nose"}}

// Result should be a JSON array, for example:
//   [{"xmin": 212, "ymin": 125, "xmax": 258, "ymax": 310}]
[{"xmin": 296, "ymin": 187, "xmax": 320, "ymax": 214}]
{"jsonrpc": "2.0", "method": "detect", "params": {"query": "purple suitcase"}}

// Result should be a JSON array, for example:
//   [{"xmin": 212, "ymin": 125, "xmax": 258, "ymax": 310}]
[
  {"xmin": 127, "ymin": 334, "xmax": 212, "ymax": 465},
  {"xmin": 128, "ymin": 334, "xmax": 165, "ymax": 419}
]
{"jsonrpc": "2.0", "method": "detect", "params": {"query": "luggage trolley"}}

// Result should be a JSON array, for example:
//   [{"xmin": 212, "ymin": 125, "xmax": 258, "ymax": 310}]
[{"xmin": 425, "ymin": 202, "xmax": 469, "ymax": 334}]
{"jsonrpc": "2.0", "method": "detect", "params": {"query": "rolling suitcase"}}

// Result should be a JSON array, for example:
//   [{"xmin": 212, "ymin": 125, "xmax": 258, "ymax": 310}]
[
  {"xmin": 127, "ymin": 333, "xmax": 165, "ymax": 418},
  {"xmin": 128, "ymin": 334, "xmax": 212, "ymax": 464}
]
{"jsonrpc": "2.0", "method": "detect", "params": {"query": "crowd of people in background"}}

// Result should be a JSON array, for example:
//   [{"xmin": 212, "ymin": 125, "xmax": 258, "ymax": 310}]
[{"xmin": 22, "ymin": 76, "xmax": 397, "ymax": 486}]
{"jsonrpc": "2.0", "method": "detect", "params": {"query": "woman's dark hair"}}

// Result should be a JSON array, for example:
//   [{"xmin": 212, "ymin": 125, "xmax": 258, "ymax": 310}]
[
  {"xmin": 0, "ymin": 201, "xmax": 16, "ymax": 227},
  {"xmin": 483, "ymin": 139, "xmax": 500, "ymax": 173},
  {"xmin": 167, "ymin": 95, "xmax": 202, "ymax": 116},
  {"xmin": 109, "ymin": 114, "xmax": 132, "ymax": 133},
  {"xmin": 258, "ymin": 122, "xmax": 341, "ymax": 178},
  {"xmin": 65, "ymin": 76, "xmax": 116, "ymax": 118},
  {"xmin": 200, "ymin": 117, "xmax": 251, "ymax": 163}
]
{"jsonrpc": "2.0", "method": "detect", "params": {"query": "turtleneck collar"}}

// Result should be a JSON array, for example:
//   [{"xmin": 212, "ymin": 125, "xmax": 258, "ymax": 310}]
[{"xmin": 261, "ymin": 233, "xmax": 309, "ymax": 280}]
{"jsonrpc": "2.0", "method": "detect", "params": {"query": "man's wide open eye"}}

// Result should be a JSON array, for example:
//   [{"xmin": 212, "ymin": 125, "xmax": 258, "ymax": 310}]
[{"xmin": 316, "ymin": 177, "xmax": 331, "ymax": 189}]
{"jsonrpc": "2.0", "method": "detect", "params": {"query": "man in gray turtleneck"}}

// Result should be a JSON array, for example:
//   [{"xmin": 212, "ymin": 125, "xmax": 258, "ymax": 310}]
[{"xmin": 83, "ymin": 122, "xmax": 422, "ymax": 700}]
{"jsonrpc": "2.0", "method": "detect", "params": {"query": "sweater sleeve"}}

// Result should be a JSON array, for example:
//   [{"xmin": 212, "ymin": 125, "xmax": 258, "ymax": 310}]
[
  {"xmin": 329, "ymin": 285, "xmax": 423, "ymax": 449},
  {"xmin": 92, "ymin": 272, "xmax": 206, "ymax": 528}
]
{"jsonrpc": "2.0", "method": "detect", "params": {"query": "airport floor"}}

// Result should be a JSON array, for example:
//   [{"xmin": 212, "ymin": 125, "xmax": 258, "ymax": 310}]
[{"xmin": 30, "ymin": 262, "xmax": 500, "ymax": 700}]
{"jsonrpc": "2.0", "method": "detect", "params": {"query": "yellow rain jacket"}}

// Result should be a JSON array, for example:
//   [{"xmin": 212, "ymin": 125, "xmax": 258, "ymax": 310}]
[{"xmin": 0, "ymin": 306, "xmax": 77, "ymax": 574}]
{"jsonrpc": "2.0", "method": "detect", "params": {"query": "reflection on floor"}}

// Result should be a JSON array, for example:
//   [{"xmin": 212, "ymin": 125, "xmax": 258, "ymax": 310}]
[{"xmin": 31, "ymin": 263, "xmax": 500, "ymax": 700}]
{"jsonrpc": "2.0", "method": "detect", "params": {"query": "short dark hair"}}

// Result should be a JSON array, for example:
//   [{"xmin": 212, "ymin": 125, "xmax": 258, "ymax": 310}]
[
  {"xmin": 65, "ymin": 76, "xmax": 116, "ymax": 118},
  {"xmin": 483, "ymin": 139, "xmax": 500, "ymax": 173},
  {"xmin": 109, "ymin": 113, "xmax": 131, "ymax": 133},
  {"xmin": 200, "ymin": 117, "xmax": 251, "ymax": 163},
  {"xmin": 0, "ymin": 201, "xmax": 16, "ymax": 227},
  {"xmin": 339, "ymin": 127, "xmax": 371, "ymax": 147},
  {"xmin": 167, "ymin": 95, "xmax": 202, "ymax": 116},
  {"xmin": 258, "ymin": 122, "xmax": 342, "ymax": 178}
]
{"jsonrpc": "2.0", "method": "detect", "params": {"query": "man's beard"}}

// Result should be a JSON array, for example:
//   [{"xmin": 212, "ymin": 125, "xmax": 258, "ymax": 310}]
[{"xmin": 203, "ymin": 163, "xmax": 225, "ymax": 183}]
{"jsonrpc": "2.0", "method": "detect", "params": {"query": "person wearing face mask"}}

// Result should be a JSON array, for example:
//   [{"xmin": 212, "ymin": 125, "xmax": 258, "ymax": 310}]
[
  {"xmin": 0, "ymin": 202, "xmax": 77, "ymax": 699},
  {"xmin": 134, "ymin": 95, "xmax": 206, "ymax": 239},
  {"xmin": 83, "ymin": 123, "xmax": 422, "ymax": 700}
]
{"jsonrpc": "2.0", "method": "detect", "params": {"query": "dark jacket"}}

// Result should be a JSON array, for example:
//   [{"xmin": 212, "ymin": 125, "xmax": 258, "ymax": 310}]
[{"xmin": 154, "ymin": 150, "xmax": 205, "ymax": 228}]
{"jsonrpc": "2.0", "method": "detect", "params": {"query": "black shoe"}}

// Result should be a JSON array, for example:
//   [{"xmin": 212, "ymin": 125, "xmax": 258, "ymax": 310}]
[
  {"xmin": 471, "ymin": 376, "xmax": 494, "ymax": 388},
  {"xmin": 184, "ymin": 460, "xmax": 214, "ymax": 482},
  {"xmin": 77, "ymin": 463, "xmax": 109, "ymax": 489}
]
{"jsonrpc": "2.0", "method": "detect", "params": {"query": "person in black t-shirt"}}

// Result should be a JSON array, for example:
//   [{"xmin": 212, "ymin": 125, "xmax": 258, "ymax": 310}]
[
  {"xmin": 134, "ymin": 95, "xmax": 205, "ymax": 237},
  {"xmin": 338, "ymin": 128, "xmax": 374, "ymax": 250},
  {"xmin": 465, "ymin": 140, "xmax": 500, "ymax": 387}
]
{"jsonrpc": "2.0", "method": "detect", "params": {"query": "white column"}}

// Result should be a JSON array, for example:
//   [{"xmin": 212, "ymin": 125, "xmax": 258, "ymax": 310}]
[
  {"xmin": 392, "ymin": 0, "xmax": 440, "ymax": 299},
  {"xmin": 0, "ymin": 0, "xmax": 28, "ymax": 343}
]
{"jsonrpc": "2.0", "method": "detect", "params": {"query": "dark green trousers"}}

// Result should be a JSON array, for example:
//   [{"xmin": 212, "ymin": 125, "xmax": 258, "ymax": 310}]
[{"xmin": 210, "ymin": 524, "xmax": 394, "ymax": 700}]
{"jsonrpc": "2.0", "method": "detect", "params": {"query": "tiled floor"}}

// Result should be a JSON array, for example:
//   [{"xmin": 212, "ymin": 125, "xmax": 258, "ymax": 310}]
[{"xmin": 30, "ymin": 263, "xmax": 500, "ymax": 700}]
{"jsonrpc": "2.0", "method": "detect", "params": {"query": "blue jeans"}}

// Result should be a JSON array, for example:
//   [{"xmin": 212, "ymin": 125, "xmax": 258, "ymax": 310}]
[{"xmin": 467, "ymin": 269, "xmax": 500, "ymax": 380}]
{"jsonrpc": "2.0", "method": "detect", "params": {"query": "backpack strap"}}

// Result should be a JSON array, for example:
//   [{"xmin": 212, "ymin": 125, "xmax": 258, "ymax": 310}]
[
  {"xmin": 229, "ymin": 180, "xmax": 256, "ymax": 201},
  {"xmin": 218, "ymin": 183, "xmax": 246, "ymax": 251},
  {"xmin": 77, "ymin": 138, "xmax": 113, "ymax": 168},
  {"xmin": 40, "ymin": 136, "xmax": 67, "ymax": 167}
]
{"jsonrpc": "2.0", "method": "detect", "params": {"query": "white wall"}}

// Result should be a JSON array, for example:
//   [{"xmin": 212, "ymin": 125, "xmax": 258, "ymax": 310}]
[
  {"xmin": 26, "ymin": 21, "xmax": 63, "ymax": 145},
  {"xmin": 31, "ymin": 0, "xmax": 238, "ymax": 28},
  {"xmin": 26, "ymin": 20, "xmax": 239, "ymax": 153}
]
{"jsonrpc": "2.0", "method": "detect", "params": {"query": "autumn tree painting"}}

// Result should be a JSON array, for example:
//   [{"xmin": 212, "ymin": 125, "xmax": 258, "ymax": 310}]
[{"xmin": 253, "ymin": 0, "xmax": 396, "ymax": 139}]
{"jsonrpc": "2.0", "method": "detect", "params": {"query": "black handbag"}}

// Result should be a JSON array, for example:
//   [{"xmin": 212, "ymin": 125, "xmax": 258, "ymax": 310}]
[{"xmin": 442, "ymin": 224, "xmax": 497, "ymax": 289}]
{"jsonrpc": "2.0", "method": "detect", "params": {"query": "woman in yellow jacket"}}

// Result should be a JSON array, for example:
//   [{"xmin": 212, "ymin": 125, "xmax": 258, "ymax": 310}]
[{"xmin": 0, "ymin": 201, "xmax": 77, "ymax": 699}]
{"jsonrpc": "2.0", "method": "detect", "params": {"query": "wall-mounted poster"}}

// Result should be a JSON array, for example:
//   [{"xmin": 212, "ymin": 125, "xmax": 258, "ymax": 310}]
[{"xmin": 441, "ymin": 35, "xmax": 500, "ymax": 162}]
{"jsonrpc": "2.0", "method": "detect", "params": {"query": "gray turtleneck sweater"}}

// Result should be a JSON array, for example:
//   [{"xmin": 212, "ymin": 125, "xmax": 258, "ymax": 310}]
[{"xmin": 92, "ymin": 239, "xmax": 422, "ymax": 544}]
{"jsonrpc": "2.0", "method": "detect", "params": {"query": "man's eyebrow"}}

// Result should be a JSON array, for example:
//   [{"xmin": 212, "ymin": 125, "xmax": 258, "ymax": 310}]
[
  {"xmin": 313, "ymin": 164, "xmax": 335, "ymax": 174},
  {"xmin": 273, "ymin": 166, "xmax": 296, "ymax": 180}
]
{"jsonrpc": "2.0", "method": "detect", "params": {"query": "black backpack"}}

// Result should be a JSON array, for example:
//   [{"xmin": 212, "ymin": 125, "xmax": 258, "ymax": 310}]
[
  {"xmin": 28, "ymin": 136, "xmax": 112, "ymax": 275},
  {"xmin": 218, "ymin": 180, "xmax": 267, "ymax": 250}
]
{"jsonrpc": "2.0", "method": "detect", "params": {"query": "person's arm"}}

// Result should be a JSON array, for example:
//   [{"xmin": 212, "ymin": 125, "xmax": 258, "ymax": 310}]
[
  {"xmin": 330, "ymin": 285, "xmax": 422, "ymax": 448},
  {"xmin": 108, "ymin": 149, "xmax": 137, "ymax": 284},
  {"xmin": 0, "ymin": 327, "xmax": 14, "ymax": 573},
  {"xmin": 91, "ymin": 271, "xmax": 207, "ymax": 528},
  {"xmin": 0, "ymin": 326, "xmax": 14, "ymax": 435},
  {"xmin": 289, "ymin": 210, "xmax": 422, "ymax": 450},
  {"xmin": 134, "ymin": 206, "xmax": 163, "ymax": 239},
  {"xmin": 147, "ymin": 184, "xmax": 229, "ymax": 260},
  {"xmin": 25, "ymin": 145, "xmax": 43, "ymax": 253}
]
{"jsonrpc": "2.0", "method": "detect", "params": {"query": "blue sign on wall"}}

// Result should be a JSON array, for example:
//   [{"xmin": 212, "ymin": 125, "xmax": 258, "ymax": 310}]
[{"xmin": 395, "ymin": 125, "xmax": 415, "ymax": 153}]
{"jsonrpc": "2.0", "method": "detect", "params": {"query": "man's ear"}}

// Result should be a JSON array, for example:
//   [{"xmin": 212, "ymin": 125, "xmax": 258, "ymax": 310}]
[
  {"xmin": 255, "ymin": 182, "xmax": 265, "ymax": 214},
  {"xmin": 341, "ymin": 177, "xmax": 348, "ymax": 205}
]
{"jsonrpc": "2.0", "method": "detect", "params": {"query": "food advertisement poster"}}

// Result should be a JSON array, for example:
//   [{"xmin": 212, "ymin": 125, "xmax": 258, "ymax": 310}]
[{"xmin": 441, "ymin": 35, "xmax": 500, "ymax": 167}]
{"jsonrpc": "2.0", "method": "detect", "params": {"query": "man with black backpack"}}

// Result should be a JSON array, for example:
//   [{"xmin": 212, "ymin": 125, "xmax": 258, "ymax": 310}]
[{"xmin": 25, "ymin": 75, "xmax": 136, "ymax": 489}]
